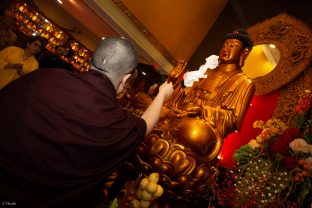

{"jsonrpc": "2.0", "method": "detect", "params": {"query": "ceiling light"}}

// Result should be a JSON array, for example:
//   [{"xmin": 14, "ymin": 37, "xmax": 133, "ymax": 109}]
[{"xmin": 57, "ymin": 0, "xmax": 63, "ymax": 4}]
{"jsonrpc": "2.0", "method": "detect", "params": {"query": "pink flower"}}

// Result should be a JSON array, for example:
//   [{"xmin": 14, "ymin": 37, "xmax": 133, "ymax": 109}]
[
  {"xmin": 271, "ymin": 127, "xmax": 281, "ymax": 135},
  {"xmin": 262, "ymin": 128, "xmax": 271, "ymax": 137},
  {"xmin": 304, "ymin": 157, "xmax": 312, "ymax": 170},
  {"xmin": 289, "ymin": 138, "xmax": 309, "ymax": 153},
  {"xmin": 249, "ymin": 139, "xmax": 261, "ymax": 149},
  {"xmin": 256, "ymin": 135, "xmax": 265, "ymax": 143},
  {"xmin": 253, "ymin": 120, "xmax": 264, "ymax": 129}
]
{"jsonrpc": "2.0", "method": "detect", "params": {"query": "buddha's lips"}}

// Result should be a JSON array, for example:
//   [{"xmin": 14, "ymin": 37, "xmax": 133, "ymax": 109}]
[{"xmin": 221, "ymin": 53, "xmax": 227, "ymax": 57}]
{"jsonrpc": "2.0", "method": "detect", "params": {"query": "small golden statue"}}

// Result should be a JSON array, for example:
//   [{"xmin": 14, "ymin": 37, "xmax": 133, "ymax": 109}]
[{"xmin": 130, "ymin": 29, "xmax": 255, "ymax": 201}]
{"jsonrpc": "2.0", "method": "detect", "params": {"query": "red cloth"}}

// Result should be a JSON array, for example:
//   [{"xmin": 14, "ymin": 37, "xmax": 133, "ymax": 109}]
[
  {"xmin": 0, "ymin": 69, "xmax": 146, "ymax": 207},
  {"xmin": 219, "ymin": 90, "xmax": 280, "ymax": 168}
]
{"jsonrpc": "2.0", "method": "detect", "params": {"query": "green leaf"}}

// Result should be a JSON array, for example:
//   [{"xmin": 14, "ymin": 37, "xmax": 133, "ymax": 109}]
[
  {"xmin": 295, "ymin": 115, "xmax": 306, "ymax": 129},
  {"xmin": 108, "ymin": 198, "xmax": 118, "ymax": 208},
  {"xmin": 298, "ymin": 177, "xmax": 312, "ymax": 205},
  {"xmin": 233, "ymin": 144, "xmax": 252, "ymax": 166}
]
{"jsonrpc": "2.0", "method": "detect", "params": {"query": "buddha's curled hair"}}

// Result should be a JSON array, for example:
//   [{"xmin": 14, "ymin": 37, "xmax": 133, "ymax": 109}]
[{"xmin": 224, "ymin": 29, "xmax": 254, "ymax": 50}]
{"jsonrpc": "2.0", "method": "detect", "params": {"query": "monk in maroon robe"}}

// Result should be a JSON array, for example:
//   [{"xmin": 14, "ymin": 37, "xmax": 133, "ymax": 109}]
[{"xmin": 0, "ymin": 37, "xmax": 173, "ymax": 207}]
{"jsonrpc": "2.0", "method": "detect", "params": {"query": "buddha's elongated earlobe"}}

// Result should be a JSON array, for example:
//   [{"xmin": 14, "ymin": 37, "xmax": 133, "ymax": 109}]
[{"xmin": 239, "ymin": 48, "xmax": 250, "ymax": 67}]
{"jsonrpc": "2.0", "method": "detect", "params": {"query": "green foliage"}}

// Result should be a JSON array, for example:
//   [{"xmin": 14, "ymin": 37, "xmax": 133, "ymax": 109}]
[
  {"xmin": 108, "ymin": 198, "xmax": 118, "ymax": 208},
  {"xmin": 233, "ymin": 144, "xmax": 253, "ymax": 166},
  {"xmin": 298, "ymin": 177, "xmax": 312, "ymax": 205}
]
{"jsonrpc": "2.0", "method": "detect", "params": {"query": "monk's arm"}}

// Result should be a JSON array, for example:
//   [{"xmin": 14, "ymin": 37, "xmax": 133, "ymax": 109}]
[{"xmin": 141, "ymin": 82, "xmax": 173, "ymax": 135}]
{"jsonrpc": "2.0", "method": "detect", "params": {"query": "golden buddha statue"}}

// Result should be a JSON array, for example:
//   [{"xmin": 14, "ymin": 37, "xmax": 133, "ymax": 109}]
[{"xmin": 129, "ymin": 29, "xmax": 255, "ymax": 201}]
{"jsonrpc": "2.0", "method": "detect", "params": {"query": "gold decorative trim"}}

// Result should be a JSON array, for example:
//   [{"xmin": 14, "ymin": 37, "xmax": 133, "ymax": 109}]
[
  {"xmin": 111, "ymin": 0, "xmax": 177, "ymax": 66},
  {"xmin": 247, "ymin": 13, "xmax": 312, "ymax": 95},
  {"xmin": 303, "ymin": 66, "xmax": 312, "ymax": 90}
]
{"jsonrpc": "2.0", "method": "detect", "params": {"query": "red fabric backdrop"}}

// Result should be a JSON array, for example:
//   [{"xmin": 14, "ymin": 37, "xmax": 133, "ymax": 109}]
[{"xmin": 219, "ymin": 90, "xmax": 280, "ymax": 168}]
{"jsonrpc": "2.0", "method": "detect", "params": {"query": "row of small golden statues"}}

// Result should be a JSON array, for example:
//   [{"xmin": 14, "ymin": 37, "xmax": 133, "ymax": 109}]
[{"xmin": 120, "ymin": 29, "xmax": 256, "ymax": 202}]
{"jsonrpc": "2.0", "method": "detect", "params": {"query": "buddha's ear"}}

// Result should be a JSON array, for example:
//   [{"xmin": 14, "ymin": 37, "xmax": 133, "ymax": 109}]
[{"xmin": 239, "ymin": 48, "xmax": 251, "ymax": 67}]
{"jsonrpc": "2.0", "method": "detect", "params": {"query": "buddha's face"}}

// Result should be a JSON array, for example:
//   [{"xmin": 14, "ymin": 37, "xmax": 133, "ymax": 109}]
[{"xmin": 219, "ymin": 39, "xmax": 244, "ymax": 63}]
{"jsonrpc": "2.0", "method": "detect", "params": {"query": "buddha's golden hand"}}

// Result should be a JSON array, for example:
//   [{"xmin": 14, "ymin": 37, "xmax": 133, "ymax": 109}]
[
  {"xmin": 167, "ymin": 60, "xmax": 187, "ymax": 85},
  {"xmin": 172, "ymin": 108, "xmax": 198, "ymax": 118}
]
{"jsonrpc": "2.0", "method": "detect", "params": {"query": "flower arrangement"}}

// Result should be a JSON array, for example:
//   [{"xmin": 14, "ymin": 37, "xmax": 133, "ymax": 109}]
[
  {"xmin": 107, "ymin": 90, "xmax": 311, "ymax": 207},
  {"xmin": 215, "ymin": 90, "xmax": 312, "ymax": 207}
]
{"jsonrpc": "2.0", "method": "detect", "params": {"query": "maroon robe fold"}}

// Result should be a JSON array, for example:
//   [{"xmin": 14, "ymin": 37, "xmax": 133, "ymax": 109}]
[{"xmin": 0, "ymin": 68, "xmax": 146, "ymax": 207}]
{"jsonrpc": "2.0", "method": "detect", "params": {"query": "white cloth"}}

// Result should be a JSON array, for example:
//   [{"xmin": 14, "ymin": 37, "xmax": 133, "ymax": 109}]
[{"xmin": 183, "ymin": 55, "xmax": 219, "ymax": 87}]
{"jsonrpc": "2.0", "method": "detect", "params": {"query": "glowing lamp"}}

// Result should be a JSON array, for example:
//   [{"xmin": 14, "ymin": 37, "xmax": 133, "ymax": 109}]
[{"xmin": 19, "ymin": 5, "xmax": 25, "ymax": 12}]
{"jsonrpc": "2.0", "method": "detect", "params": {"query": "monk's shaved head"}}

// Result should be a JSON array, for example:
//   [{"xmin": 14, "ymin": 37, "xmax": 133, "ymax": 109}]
[{"xmin": 91, "ymin": 37, "xmax": 138, "ymax": 81}]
